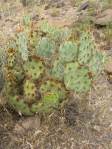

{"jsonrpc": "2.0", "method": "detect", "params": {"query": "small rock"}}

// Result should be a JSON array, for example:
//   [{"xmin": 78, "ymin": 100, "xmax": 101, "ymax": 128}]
[
  {"xmin": 92, "ymin": 9, "xmax": 112, "ymax": 26},
  {"xmin": 32, "ymin": 14, "xmax": 39, "ymax": 21},
  {"xmin": 105, "ymin": 57, "xmax": 112, "ymax": 74},
  {"xmin": 14, "ymin": 116, "xmax": 40, "ymax": 134},
  {"xmin": 77, "ymin": 1, "xmax": 89, "ymax": 12}
]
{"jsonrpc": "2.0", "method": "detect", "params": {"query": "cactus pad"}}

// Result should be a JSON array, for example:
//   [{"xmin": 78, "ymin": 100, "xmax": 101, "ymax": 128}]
[
  {"xmin": 78, "ymin": 32, "xmax": 95, "ymax": 65},
  {"xmin": 24, "ymin": 58, "xmax": 45, "ymax": 80},
  {"xmin": 6, "ymin": 48, "xmax": 16, "ymax": 68},
  {"xmin": 64, "ymin": 62, "xmax": 91, "ymax": 92},
  {"xmin": 40, "ymin": 80, "xmax": 66, "ymax": 99},
  {"xmin": 40, "ymin": 21, "xmax": 71, "ymax": 42},
  {"xmin": 50, "ymin": 59, "xmax": 64, "ymax": 80},
  {"xmin": 23, "ymin": 79, "xmax": 37, "ymax": 104},
  {"xmin": 89, "ymin": 51, "xmax": 106, "ymax": 76},
  {"xmin": 31, "ymin": 92, "xmax": 59, "ymax": 113},
  {"xmin": 59, "ymin": 41, "xmax": 78, "ymax": 62},
  {"xmin": 8, "ymin": 95, "xmax": 33, "ymax": 115},
  {"xmin": 17, "ymin": 32, "xmax": 29, "ymax": 61},
  {"xmin": 37, "ymin": 37, "xmax": 55, "ymax": 58}
]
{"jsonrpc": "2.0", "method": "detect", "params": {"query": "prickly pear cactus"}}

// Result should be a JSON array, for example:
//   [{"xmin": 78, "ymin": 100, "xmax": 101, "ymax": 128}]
[
  {"xmin": 7, "ymin": 49, "xmax": 16, "ymax": 68},
  {"xmin": 89, "ymin": 50, "xmax": 106, "ymax": 76},
  {"xmin": 59, "ymin": 41, "xmax": 78, "ymax": 62},
  {"xmin": 2, "ymin": 20, "xmax": 106, "ymax": 115},
  {"xmin": 40, "ymin": 80, "xmax": 66, "ymax": 99},
  {"xmin": 64, "ymin": 62, "xmax": 91, "ymax": 92},
  {"xmin": 17, "ymin": 32, "xmax": 29, "ymax": 61},
  {"xmin": 24, "ymin": 58, "xmax": 45, "ymax": 80},
  {"xmin": 23, "ymin": 79, "xmax": 37, "ymax": 104},
  {"xmin": 78, "ymin": 32, "xmax": 95, "ymax": 65},
  {"xmin": 50, "ymin": 59, "xmax": 64, "ymax": 81},
  {"xmin": 31, "ymin": 92, "xmax": 59, "ymax": 113},
  {"xmin": 8, "ymin": 95, "xmax": 33, "ymax": 115},
  {"xmin": 37, "ymin": 37, "xmax": 55, "ymax": 58},
  {"xmin": 40, "ymin": 21, "xmax": 71, "ymax": 42}
]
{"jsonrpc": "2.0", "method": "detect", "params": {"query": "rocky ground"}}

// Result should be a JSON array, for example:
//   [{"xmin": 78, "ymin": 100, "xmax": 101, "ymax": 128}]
[{"xmin": 0, "ymin": 0, "xmax": 112, "ymax": 148}]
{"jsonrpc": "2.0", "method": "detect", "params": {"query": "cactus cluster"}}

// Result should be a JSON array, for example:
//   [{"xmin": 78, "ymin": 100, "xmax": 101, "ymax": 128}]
[{"xmin": 2, "ymin": 20, "xmax": 106, "ymax": 115}]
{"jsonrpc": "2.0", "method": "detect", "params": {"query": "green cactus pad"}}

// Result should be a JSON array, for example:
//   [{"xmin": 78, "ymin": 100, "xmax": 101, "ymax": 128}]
[
  {"xmin": 40, "ymin": 80, "xmax": 66, "ymax": 99},
  {"xmin": 23, "ymin": 79, "xmax": 37, "ymax": 103},
  {"xmin": 64, "ymin": 62, "xmax": 91, "ymax": 92},
  {"xmin": 5, "ymin": 81, "xmax": 19, "ymax": 95},
  {"xmin": 37, "ymin": 37, "xmax": 55, "ymax": 58},
  {"xmin": 60, "ymin": 27, "xmax": 72, "ymax": 41},
  {"xmin": 24, "ymin": 58, "xmax": 44, "ymax": 80},
  {"xmin": 12, "ymin": 65, "xmax": 25, "ymax": 82},
  {"xmin": 23, "ymin": 15, "xmax": 31, "ymax": 27},
  {"xmin": 89, "ymin": 51, "xmax": 106, "ymax": 76},
  {"xmin": 17, "ymin": 32, "xmax": 29, "ymax": 61},
  {"xmin": 51, "ymin": 59, "xmax": 65, "ymax": 80},
  {"xmin": 59, "ymin": 41, "xmax": 78, "ymax": 62},
  {"xmin": 31, "ymin": 92, "xmax": 59, "ymax": 113},
  {"xmin": 8, "ymin": 95, "xmax": 33, "ymax": 115},
  {"xmin": 40, "ymin": 21, "xmax": 71, "ymax": 42},
  {"xmin": 78, "ymin": 32, "xmax": 95, "ymax": 65}
]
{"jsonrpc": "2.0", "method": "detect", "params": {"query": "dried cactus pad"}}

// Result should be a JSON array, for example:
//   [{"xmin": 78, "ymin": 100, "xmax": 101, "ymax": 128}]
[
  {"xmin": 64, "ymin": 62, "xmax": 91, "ymax": 92},
  {"xmin": 7, "ymin": 48, "xmax": 16, "ymax": 68},
  {"xmin": 24, "ymin": 58, "xmax": 44, "ymax": 80}
]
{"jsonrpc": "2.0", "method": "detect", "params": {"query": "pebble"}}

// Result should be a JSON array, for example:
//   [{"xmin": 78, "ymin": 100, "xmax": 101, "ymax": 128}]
[
  {"xmin": 105, "ymin": 57, "xmax": 112, "ymax": 74},
  {"xmin": 13, "ymin": 116, "xmax": 40, "ymax": 135}
]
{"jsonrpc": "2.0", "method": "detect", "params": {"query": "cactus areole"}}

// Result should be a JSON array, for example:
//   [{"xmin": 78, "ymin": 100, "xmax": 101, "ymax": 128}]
[{"xmin": 3, "ymin": 20, "xmax": 105, "ymax": 115}]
